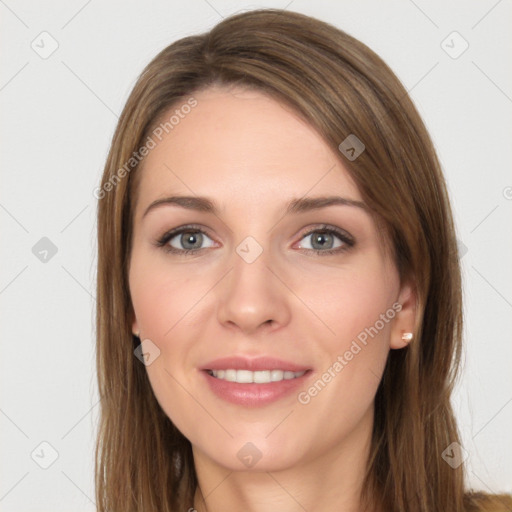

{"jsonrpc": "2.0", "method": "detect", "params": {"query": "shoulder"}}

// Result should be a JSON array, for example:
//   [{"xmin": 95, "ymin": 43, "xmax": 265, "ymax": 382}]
[{"xmin": 464, "ymin": 491, "xmax": 512, "ymax": 512}]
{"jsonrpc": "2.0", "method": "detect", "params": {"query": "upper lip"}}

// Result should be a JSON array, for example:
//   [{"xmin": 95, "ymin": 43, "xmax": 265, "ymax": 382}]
[{"xmin": 201, "ymin": 356, "xmax": 311, "ymax": 372}]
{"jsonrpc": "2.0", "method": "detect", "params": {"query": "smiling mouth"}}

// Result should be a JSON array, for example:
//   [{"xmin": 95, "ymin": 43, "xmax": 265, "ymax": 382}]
[{"xmin": 205, "ymin": 369, "xmax": 308, "ymax": 384}]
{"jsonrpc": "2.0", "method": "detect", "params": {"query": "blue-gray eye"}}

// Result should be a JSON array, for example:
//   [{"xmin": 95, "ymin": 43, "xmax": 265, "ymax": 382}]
[
  {"xmin": 298, "ymin": 229, "xmax": 351, "ymax": 252},
  {"xmin": 168, "ymin": 230, "xmax": 215, "ymax": 251}
]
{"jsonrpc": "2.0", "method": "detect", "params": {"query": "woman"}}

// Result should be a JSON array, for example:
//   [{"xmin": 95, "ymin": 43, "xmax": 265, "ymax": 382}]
[{"xmin": 94, "ymin": 8, "xmax": 511, "ymax": 512}]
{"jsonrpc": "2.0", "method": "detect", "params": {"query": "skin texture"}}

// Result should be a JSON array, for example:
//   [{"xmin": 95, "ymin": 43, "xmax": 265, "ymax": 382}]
[{"xmin": 129, "ymin": 85, "xmax": 416, "ymax": 512}]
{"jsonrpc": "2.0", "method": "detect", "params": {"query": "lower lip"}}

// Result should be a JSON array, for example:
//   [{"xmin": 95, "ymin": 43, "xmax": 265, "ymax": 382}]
[{"xmin": 201, "ymin": 370, "xmax": 312, "ymax": 407}]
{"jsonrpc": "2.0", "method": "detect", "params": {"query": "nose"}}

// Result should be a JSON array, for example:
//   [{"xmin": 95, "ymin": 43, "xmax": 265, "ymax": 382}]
[{"xmin": 216, "ymin": 243, "xmax": 292, "ymax": 336}]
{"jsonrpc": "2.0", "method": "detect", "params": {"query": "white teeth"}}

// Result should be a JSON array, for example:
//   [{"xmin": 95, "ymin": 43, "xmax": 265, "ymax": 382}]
[
  {"xmin": 236, "ymin": 370, "xmax": 253, "ymax": 383},
  {"xmin": 271, "ymin": 370, "xmax": 283, "ymax": 381},
  {"xmin": 225, "ymin": 369, "xmax": 237, "ymax": 382},
  {"xmin": 210, "ymin": 369, "xmax": 306, "ymax": 383},
  {"xmin": 254, "ymin": 370, "xmax": 270, "ymax": 383}
]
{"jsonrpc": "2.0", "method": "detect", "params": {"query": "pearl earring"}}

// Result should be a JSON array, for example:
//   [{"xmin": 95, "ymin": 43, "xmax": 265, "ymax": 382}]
[{"xmin": 402, "ymin": 332, "xmax": 413, "ymax": 343}]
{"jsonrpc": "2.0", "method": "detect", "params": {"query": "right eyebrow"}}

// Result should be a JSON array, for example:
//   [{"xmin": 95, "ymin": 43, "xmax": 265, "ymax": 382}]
[{"xmin": 143, "ymin": 196, "xmax": 217, "ymax": 218}]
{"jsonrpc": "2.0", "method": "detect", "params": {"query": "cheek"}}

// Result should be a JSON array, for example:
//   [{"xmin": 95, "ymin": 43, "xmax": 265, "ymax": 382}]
[
  {"xmin": 300, "ymin": 256, "xmax": 398, "ymax": 351},
  {"xmin": 129, "ymin": 257, "xmax": 211, "ymax": 435},
  {"xmin": 129, "ymin": 255, "xmax": 208, "ymax": 338},
  {"xmin": 293, "ymin": 256, "xmax": 398, "ymax": 414},
  {"xmin": 299, "ymin": 261, "xmax": 396, "ymax": 410}
]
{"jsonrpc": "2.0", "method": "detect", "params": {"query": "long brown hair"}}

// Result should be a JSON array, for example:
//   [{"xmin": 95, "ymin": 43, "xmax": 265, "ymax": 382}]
[{"xmin": 95, "ymin": 8, "xmax": 512, "ymax": 511}]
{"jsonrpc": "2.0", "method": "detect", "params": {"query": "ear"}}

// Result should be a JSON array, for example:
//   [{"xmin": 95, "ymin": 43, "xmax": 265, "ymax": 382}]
[
  {"xmin": 131, "ymin": 310, "xmax": 140, "ymax": 338},
  {"xmin": 390, "ymin": 279, "xmax": 417, "ymax": 350}
]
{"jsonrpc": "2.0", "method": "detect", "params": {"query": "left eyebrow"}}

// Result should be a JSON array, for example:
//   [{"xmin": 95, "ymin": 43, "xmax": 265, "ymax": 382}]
[
  {"xmin": 142, "ymin": 194, "xmax": 368, "ymax": 219},
  {"xmin": 285, "ymin": 196, "xmax": 367, "ymax": 214}
]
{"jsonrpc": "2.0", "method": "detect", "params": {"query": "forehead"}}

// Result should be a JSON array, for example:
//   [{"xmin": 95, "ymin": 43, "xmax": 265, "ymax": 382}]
[{"xmin": 134, "ymin": 86, "xmax": 361, "ymax": 214}]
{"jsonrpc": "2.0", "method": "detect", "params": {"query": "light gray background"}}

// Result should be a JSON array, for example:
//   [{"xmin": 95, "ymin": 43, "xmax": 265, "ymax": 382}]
[{"xmin": 1, "ymin": 0, "xmax": 511, "ymax": 510}]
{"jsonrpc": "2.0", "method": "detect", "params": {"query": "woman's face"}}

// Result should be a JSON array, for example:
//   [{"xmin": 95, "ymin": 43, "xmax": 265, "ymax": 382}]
[{"xmin": 128, "ymin": 85, "xmax": 415, "ymax": 472}]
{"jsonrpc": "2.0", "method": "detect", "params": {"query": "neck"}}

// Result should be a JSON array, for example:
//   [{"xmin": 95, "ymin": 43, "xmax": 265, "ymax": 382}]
[{"xmin": 192, "ymin": 406, "xmax": 379, "ymax": 512}]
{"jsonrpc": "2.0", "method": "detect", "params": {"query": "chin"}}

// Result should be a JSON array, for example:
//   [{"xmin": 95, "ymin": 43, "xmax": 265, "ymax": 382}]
[
  {"xmin": 192, "ymin": 435, "xmax": 307, "ymax": 472},
  {"xmin": 214, "ymin": 449, "xmax": 302, "ymax": 473}
]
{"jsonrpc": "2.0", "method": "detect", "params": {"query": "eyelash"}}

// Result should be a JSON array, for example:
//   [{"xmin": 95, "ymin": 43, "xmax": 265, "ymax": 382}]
[{"xmin": 155, "ymin": 223, "xmax": 355, "ymax": 256}]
